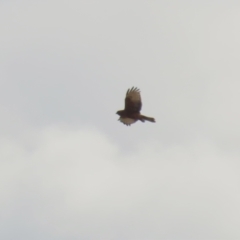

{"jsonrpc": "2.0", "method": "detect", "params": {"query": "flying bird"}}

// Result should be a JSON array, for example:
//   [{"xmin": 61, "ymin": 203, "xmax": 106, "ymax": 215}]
[{"xmin": 116, "ymin": 87, "xmax": 155, "ymax": 126}]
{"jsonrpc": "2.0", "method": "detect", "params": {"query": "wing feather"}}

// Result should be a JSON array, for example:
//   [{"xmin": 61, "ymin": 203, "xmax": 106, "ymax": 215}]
[{"xmin": 124, "ymin": 87, "xmax": 142, "ymax": 113}]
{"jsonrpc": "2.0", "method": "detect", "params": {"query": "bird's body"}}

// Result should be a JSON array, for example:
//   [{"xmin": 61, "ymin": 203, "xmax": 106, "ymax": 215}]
[{"xmin": 116, "ymin": 87, "xmax": 155, "ymax": 126}]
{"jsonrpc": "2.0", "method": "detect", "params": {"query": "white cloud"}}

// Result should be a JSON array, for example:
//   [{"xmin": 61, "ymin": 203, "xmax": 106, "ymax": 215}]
[
  {"xmin": 1, "ymin": 1, "xmax": 240, "ymax": 239},
  {"xmin": 0, "ymin": 126, "xmax": 240, "ymax": 239}
]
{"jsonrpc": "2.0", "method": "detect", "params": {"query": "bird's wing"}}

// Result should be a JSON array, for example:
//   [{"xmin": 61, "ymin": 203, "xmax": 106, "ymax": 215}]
[{"xmin": 124, "ymin": 87, "xmax": 142, "ymax": 113}]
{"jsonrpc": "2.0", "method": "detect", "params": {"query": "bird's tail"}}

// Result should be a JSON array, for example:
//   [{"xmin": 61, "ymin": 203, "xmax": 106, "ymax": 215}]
[{"xmin": 140, "ymin": 115, "xmax": 156, "ymax": 123}]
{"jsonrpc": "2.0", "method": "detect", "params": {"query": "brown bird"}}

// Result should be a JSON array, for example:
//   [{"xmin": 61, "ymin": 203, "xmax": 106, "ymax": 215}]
[{"xmin": 116, "ymin": 87, "xmax": 155, "ymax": 126}]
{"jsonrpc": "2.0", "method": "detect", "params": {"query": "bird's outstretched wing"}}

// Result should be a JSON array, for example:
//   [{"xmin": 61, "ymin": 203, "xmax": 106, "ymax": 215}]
[{"xmin": 124, "ymin": 87, "xmax": 142, "ymax": 113}]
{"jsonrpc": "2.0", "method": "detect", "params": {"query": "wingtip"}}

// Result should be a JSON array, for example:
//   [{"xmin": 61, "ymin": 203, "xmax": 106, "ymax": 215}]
[{"xmin": 128, "ymin": 86, "xmax": 140, "ymax": 93}]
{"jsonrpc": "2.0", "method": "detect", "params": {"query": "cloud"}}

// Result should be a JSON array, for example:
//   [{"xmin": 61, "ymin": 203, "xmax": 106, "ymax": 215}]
[
  {"xmin": 0, "ymin": 126, "xmax": 240, "ymax": 239},
  {"xmin": 1, "ymin": 1, "xmax": 240, "ymax": 239}
]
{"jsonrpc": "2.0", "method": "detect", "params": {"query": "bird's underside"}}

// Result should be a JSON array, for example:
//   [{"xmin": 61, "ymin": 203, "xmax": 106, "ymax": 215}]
[{"xmin": 116, "ymin": 87, "xmax": 155, "ymax": 126}]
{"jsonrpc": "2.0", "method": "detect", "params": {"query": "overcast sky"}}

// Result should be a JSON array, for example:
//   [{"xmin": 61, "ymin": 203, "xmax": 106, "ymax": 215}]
[{"xmin": 1, "ymin": 1, "xmax": 240, "ymax": 239}]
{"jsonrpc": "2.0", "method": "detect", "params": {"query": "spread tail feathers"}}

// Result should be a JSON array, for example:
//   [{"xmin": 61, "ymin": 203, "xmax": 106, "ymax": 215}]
[{"xmin": 140, "ymin": 115, "xmax": 156, "ymax": 123}]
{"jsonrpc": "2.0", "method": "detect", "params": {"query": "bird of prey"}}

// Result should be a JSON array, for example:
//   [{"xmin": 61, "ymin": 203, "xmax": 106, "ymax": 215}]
[{"xmin": 116, "ymin": 87, "xmax": 155, "ymax": 126}]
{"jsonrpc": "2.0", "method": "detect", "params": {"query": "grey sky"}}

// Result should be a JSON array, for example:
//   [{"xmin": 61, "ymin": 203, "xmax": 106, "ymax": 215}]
[{"xmin": 1, "ymin": 1, "xmax": 240, "ymax": 239}]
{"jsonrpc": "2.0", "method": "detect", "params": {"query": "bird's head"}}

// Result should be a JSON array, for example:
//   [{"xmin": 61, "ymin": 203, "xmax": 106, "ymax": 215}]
[{"xmin": 116, "ymin": 110, "xmax": 121, "ymax": 116}]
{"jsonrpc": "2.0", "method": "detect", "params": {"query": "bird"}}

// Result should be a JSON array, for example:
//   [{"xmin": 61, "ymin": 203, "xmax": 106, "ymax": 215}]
[{"xmin": 116, "ymin": 87, "xmax": 155, "ymax": 126}]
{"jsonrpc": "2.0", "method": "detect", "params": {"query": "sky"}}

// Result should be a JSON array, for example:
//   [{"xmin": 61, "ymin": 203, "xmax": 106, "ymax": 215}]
[{"xmin": 1, "ymin": 1, "xmax": 240, "ymax": 239}]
